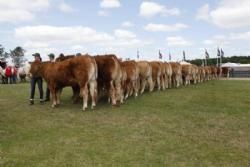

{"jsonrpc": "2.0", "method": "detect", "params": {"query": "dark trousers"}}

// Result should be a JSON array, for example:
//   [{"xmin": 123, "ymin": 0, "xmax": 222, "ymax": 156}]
[
  {"xmin": 30, "ymin": 77, "xmax": 44, "ymax": 101},
  {"xmin": 45, "ymin": 86, "xmax": 50, "ymax": 100}
]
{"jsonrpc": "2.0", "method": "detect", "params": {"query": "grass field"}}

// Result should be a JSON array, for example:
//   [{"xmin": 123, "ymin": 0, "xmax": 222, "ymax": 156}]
[{"xmin": 0, "ymin": 80, "xmax": 249, "ymax": 166}]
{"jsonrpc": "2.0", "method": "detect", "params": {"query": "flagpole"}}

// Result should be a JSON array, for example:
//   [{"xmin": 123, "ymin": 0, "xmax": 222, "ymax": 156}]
[
  {"xmin": 217, "ymin": 55, "xmax": 219, "ymax": 67},
  {"xmin": 220, "ymin": 49, "xmax": 222, "ymax": 67}
]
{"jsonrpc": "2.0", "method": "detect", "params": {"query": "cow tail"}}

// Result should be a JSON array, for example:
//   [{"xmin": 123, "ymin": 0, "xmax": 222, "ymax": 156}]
[{"xmin": 93, "ymin": 59, "xmax": 98, "ymax": 80}]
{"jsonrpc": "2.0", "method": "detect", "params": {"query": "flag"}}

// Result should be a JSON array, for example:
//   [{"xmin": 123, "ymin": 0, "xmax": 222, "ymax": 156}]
[
  {"xmin": 205, "ymin": 49, "xmax": 209, "ymax": 59},
  {"xmin": 183, "ymin": 50, "xmax": 186, "ymax": 61},
  {"xmin": 159, "ymin": 50, "xmax": 163, "ymax": 59},
  {"xmin": 137, "ymin": 49, "xmax": 139, "ymax": 59},
  {"xmin": 217, "ymin": 47, "xmax": 221, "ymax": 57},
  {"xmin": 220, "ymin": 48, "xmax": 224, "ymax": 58},
  {"xmin": 169, "ymin": 52, "xmax": 171, "ymax": 61}
]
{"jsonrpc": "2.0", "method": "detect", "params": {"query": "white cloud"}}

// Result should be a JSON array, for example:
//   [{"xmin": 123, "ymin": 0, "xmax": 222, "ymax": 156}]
[
  {"xmin": 197, "ymin": 0, "xmax": 250, "ymax": 28},
  {"xmin": 204, "ymin": 31, "xmax": 250, "ymax": 47},
  {"xmin": 229, "ymin": 31, "xmax": 250, "ymax": 40},
  {"xmin": 71, "ymin": 45, "xmax": 84, "ymax": 50},
  {"xmin": 139, "ymin": 1, "xmax": 180, "ymax": 18},
  {"xmin": 196, "ymin": 4, "xmax": 210, "ymax": 21},
  {"xmin": 114, "ymin": 29, "xmax": 136, "ymax": 39},
  {"xmin": 144, "ymin": 23, "xmax": 188, "ymax": 32},
  {"xmin": 166, "ymin": 36, "xmax": 192, "ymax": 47},
  {"xmin": 98, "ymin": 10, "xmax": 109, "ymax": 16},
  {"xmin": 0, "ymin": 0, "xmax": 49, "ymax": 23},
  {"xmin": 15, "ymin": 25, "xmax": 114, "ymax": 43},
  {"xmin": 14, "ymin": 25, "xmax": 147, "ymax": 58},
  {"xmin": 121, "ymin": 21, "xmax": 134, "ymax": 28},
  {"xmin": 100, "ymin": 0, "xmax": 121, "ymax": 8},
  {"xmin": 203, "ymin": 34, "xmax": 230, "ymax": 46},
  {"xmin": 59, "ymin": 2, "xmax": 74, "ymax": 13}
]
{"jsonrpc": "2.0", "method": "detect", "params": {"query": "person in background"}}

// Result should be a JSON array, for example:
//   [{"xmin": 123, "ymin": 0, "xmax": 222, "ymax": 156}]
[
  {"xmin": 12, "ymin": 66, "xmax": 18, "ymax": 84},
  {"xmin": 5, "ymin": 65, "xmax": 12, "ymax": 84},
  {"xmin": 45, "ymin": 53, "xmax": 55, "ymax": 102},
  {"xmin": 29, "ymin": 53, "xmax": 44, "ymax": 105}
]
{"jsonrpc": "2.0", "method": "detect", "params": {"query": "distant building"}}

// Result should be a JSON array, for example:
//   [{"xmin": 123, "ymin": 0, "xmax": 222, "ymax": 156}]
[{"xmin": 222, "ymin": 63, "xmax": 250, "ymax": 78}]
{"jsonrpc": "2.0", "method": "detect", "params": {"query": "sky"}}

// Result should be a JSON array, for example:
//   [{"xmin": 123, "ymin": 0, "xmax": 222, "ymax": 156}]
[{"xmin": 0, "ymin": 0, "xmax": 250, "ymax": 61}]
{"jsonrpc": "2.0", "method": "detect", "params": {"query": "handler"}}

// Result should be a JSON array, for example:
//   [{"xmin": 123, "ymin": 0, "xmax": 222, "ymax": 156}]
[
  {"xmin": 44, "ymin": 53, "xmax": 55, "ymax": 102},
  {"xmin": 29, "ymin": 53, "xmax": 44, "ymax": 105}
]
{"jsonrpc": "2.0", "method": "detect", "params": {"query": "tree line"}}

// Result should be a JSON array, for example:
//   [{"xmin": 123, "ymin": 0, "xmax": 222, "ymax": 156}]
[
  {"xmin": 186, "ymin": 56, "xmax": 250, "ymax": 66},
  {"xmin": 0, "ymin": 44, "xmax": 26, "ymax": 67}
]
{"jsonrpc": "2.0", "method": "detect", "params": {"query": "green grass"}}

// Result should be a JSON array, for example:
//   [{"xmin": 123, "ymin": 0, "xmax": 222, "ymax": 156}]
[{"xmin": 0, "ymin": 80, "xmax": 249, "ymax": 166}]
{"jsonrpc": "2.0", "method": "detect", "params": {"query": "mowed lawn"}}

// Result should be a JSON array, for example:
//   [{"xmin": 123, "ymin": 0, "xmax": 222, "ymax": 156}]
[{"xmin": 0, "ymin": 80, "xmax": 249, "ymax": 166}]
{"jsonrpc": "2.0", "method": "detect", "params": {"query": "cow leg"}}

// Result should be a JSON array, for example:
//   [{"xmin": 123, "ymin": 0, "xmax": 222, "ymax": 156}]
[
  {"xmin": 140, "ymin": 78, "xmax": 146, "ymax": 94},
  {"xmin": 56, "ymin": 89, "xmax": 62, "ymax": 106},
  {"xmin": 82, "ymin": 84, "xmax": 88, "ymax": 111},
  {"xmin": 157, "ymin": 77, "xmax": 161, "ymax": 90},
  {"xmin": 168, "ymin": 76, "xmax": 172, "ymax": 88},
  {"xmin": 147, "ymin": 77, "xmax": 153, "ymax": 92},
  {"xmin": 109, "ymin": 81, "xmax": 116, "ymax": 105},
  {"xmin": 89, "ymin": 80, "xmax": 97, "ymax": 109},
  {"xmin": 161, "ymin": 76, "xmax": 166, "ymax": 90},
  {"xmin": 133, "ymin": 80, "xmax": 138, "ymax": 98},
  {"xmin": 50, "ymin": 87, "xmax": 57, "ymax": 108},
  {"xmin": 176, "ymin": 76, "xmax": 180, "ymax": 88},
  {"xmin": 114, "ymin": 79, "xmax": 121, "ymax": 104},
  {"xmin": 165, "ymin": 76, "xmax": 168, "ymax": 89}
]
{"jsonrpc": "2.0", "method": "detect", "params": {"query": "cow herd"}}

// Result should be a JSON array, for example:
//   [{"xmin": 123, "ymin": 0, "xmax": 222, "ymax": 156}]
[{"xmin": 29, "ymin": 54, "xmax": 227, "ymax": 111}]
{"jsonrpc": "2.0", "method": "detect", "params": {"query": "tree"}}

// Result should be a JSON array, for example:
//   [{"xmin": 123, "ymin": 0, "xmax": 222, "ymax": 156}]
[
  {"xmin": 10, "ymin": 46, "xmax": 26, "ymax": 67},
  {"xmin": 0, "ymin": 44, "xmax": 9, "ymax": 60}
]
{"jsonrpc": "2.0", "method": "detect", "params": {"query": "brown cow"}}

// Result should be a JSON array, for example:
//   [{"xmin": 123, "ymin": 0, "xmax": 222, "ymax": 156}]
[
  {"xmin": 222, "ymin": 67, "xmax": 230, "ymax": 78},
  {"xmin": 204, "ymin": 66, "xmax": 212, "ymax": 81},
  {"xmin": 181, "ymin": 64, "xmax": 192, "ymax": 86},
  {"xmin": 164, "ymin": 62, "xmax": 172, "ymax": 89},
  {"xmin": 94, "ymin": 54, "xmax": 122, "ymax": 106},
  {"xmin": 159, "ymin": 62, "xmax": 166, "ymax": 90},
  {"xmin": 190, "ymin": 64, "xmax": 199, "ymax": 84},
  {"xmin": 217, "ymin": 67, "xmax": 222, "ymax": 79},
  {"xmin": 119, "ymin": 64, "xmax": 127, "ymax": 103},
  {"xmin": 211, "ymin": 66, "xmax": 218, "ymax": 79},
  {"xmin": 120, "ymin": 60, "xmax": 139, "ymax": 99},
  {"xmin": 170, "ymin": 62, "xmax": 182, "ymax": 88},
  {"xmin": 30, "ymin": 55, "xmax": 98, "ymax": 111},
  {"xmin": 137, "ymin": 61, "xmax": 153, "ymax": 94},
  {"xmin": 149, "ymin": 61, "xmax": 161, "ymax": 90},
  {"xmin": 198, "ymin": 66, "xmax": 206, "ymax": 83}
]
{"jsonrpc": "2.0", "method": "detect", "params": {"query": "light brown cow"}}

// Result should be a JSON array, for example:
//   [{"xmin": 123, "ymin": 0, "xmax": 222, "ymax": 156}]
[
  {"xmin": 191, "ymin": 64, "xmax": 199, "ymax": 84},
  {"xmin": 217, "ymin": 67, "xmax": 222, "ymax": 79},
  {"xmin": 164, "ymin": 62, "xmax": 172, "ymax": 89},
  {"xmin": 94, "ymin": 54, "xmax": 122, "ymax": 106},
  {"xmin": 170, "ymin": 62, "xmax": 182, "ymax": 88},
  {"xmin": 204, "ymin": 66, "xmax": 212, "ymax": 81},
  {"xmin": 30, "ymin": 56, "xmax": 98, "ymax": 111},
  {"xmin": 211, "ymin": 66, "xmax": 218, "ymax": 79},
  {"xmin": 159, "ymin": 62, "xmax": 166, "ymax": 90},
  {"xmin": 198, "ymin": 66, "xmax": 206, "ymax": 83},
  {"xmin": 120, "ymin": 60, "xmax": 139, "ymax": 99},
  {"xmin": 149, "ymin": 61, "xmax": 162, "ymax": 90},
  {"xmin": 181, "ymin": 64, "xmax": 192, "ymax": 86},
  {"xmin": 137, "ymin": 61, "xmax": 153, "ymax": 94}
]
